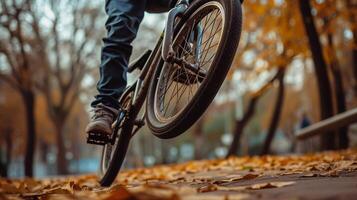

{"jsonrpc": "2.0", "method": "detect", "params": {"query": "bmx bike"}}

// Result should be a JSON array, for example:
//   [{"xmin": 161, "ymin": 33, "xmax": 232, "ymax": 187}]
[{"xmin": 87, "ymin": 0, "xmax": 243, "ymax": 186}]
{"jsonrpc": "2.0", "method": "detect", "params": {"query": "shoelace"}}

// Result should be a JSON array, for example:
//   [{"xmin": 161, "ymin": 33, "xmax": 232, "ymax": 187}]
[{"xmin": 90, "ymin": 107, "xmax": 114, "ymax": 120}]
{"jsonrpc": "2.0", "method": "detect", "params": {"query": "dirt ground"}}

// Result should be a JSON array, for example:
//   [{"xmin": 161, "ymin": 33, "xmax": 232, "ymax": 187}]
[{"xmin": 1, "ymin": 149, "xmax": 357, "ymax": 200}]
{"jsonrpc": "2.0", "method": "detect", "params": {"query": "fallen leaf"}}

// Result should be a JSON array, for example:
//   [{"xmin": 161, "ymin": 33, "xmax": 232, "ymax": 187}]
[
  {"xmin": 0, "ymin": 183, "xmax": 19, "ymax": 194},
  {"xmin": 216, "ymin": 181, "xmax": 295, "ymax": 191},
  {"xmin": 216, "ymin": 185, "xmax": 245, "ymax": 191},
  {"xmin": 278, "ymin": 171, "xmax": 303, "ymax": 176},
  {"xmin": 197, "ymin": 184, "xmax": 218, "ymax": 193},
  {"xmin": 104, "ymin": 187, "xmax": 137, "ymax": 200},
  {"xmin": 320, "ymin": 170, "xmax": 339, "ymax": 177},
  {"xmin": 241, "ymin": 173, "xmax": 260, "ymax": 180},
  {"xmin": 213, "ymin": 174, "xmax": 260, "ymax": 185},
  {"xmin": 248, "ymin": 181, "xmax": 295, "ymax": 190}
]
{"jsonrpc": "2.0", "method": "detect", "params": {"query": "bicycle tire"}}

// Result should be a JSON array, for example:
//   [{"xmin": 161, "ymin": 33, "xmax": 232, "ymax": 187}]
[
  {"xmin": 146, "ymin": 0, "xmax": 242, "ymax": 139},
  {"xmin": 99, "ymin": 87, "xmax": 134, "ymax": 187}
]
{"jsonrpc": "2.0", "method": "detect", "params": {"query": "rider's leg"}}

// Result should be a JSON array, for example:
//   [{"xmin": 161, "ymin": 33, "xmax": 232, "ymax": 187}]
[
  {"xmin": 91, "ymin": 0, "xmax": 146, "ymax": 110},
  {"xmin": 87, "ymin": 0, "xmax": 146, "ymax": 137}
]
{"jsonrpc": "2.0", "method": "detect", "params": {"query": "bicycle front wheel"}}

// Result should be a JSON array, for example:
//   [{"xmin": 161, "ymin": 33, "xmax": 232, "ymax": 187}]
[{"xmin": 146, "ymin": 0, "xmax": 242, "ymax": 138}]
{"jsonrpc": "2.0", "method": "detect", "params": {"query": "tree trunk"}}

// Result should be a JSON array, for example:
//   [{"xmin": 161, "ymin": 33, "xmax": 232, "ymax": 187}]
[
  {"xmin": 226, "ymin": 97, "xmax": 258, "ymax": 157},
  {"xmin": 0, "ymin": 161, "xmax": 6, "ymax": 177},
  {"xmin": 327, "ymin": 33, "xmax": 349, "ymax": 149},
  {"xmin": 5, "ymin": 127, "xmax": 12, "ymax": 177},
  {"xmin": 194, "ymin": 117, "xmax": 205, "ymax": 160},
  {"xmin": 0, "ymin": 127, "xmax": 12, "ymax": 177},
  {"xmin": 352, "ymin": 46, "xmax": 357, "ymax": 96},
  {"xmin": 261, "ymin": 69, "xmax": 285, "ymax": 155},
  {"xmin": 347, "ymin": 0, "xmax": 357, "ymax": 95},
  {"xmin": 227, "ymin": 121, "xmax": 244, "ymax": 157},
  {"xmin": 298, "ymin": 0, "xmax": 335, "ymax": 150},
  {"xmin": 333, "ymin": 67, "xmax": 349, "ymax": 148},
  {"xmin": 160, "ymin": 141, "xmax": 169, "ymax": 164},
  {"xmin": 54, "ymin": 121, "xmax": 69, "ymax": 175},
  {"xmin": 226, "ymin": 68, "xmax": 285, "ymax": 157},
  {"xmin": 21, "ymin": 90, "xmax": 36, "ymax": 177},
  {"xmin": 350, "ymin": 32, "xmax": 357, "ymax": 94}
]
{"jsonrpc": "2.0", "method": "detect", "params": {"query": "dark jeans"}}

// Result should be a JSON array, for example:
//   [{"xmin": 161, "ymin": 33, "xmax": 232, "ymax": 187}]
[
  {"xmin": 91, "ymin": 0, "xmax": 177, "ymax": 110},
  {"xmin": 91, "ymin": 0, "xmax": 146, "ymax": 110}
]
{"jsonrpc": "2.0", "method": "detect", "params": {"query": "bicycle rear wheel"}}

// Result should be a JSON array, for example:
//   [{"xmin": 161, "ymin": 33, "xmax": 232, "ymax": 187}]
[
  {"xmin": 146, "ymin": 0, "xmax": 242, "ymax": 138},
  {"xmin": 99, "ymin": 87, "xmax": 134, "ymax": 187}
]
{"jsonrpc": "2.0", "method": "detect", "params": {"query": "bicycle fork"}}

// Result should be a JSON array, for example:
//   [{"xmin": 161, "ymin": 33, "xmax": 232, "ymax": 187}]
[
  {"xmin": 162, "ymin": 0, "xmax": 189, "ymax": 61},
  {"xmin": 162, "ymin": 0, "xmax": 206, "ymax": 83}
]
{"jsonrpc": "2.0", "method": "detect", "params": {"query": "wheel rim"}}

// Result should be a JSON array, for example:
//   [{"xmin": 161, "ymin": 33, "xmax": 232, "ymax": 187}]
[
  {"xmin": 101, "ymin": 140, "xmax": 115, "ymax": 173},
  {"xmin": 154, "ymin": 2, "xmax": 225, "ymax": 123}
]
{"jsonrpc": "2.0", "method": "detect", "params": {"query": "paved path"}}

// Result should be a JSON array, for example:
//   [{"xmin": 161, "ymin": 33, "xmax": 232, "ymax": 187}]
[{"xmin": 1, "ymin": 149, "xmax": 357, "ymax": 199}]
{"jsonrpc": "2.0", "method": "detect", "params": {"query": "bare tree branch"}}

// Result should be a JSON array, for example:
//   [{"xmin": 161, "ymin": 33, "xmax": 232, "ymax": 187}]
[{"xmin": 0, "ymin": 73, "xmax": 19, "ymax": 90}]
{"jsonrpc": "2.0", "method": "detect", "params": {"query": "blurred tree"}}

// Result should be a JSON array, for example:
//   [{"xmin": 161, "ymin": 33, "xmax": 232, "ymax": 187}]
[
  {"xmin": 0, "ymin": 126, "xmax": 12, "ymax": 177},
  {"xmin": 223, "ymin": 0, "xmax": 357, "ymax": 156},
  {"xmin": 0, "ymin": 80, "xmax": 27, "ymax": 176},
  {"xmin": 0, "ymin": 0, "xmax": 103, "ymax": 175},
  {"xmin": 226, "ymin": 91, "xmax": 257, "ymax": 157},
  {"xmin": 225, "ymin": 1, "xmax": 269, "ymax": 157},
  {"xmin": 0, "ymin": 0, "xmax": 38, "ymax": 177},
  {"xmin": 312, "ymin": 0, "xmax": 357, "ymax": 148},
  {"xmin": 346, "ymin": 0, "xmax": 357, "ymax": 94},
  {"xmin": 317, "ymin": 0, "xmax": 348, "ymax": 148},
  {"xmin": 227, "ymin": 0, "xmax": 307, "ymax": 156},
  {"xmin": 193, "ymin": 115, "xmax": 205, "ymax": 160},
  {"xmin": 226, "ymin": 69, "xmax": 283, "ymax": 157},
  {"xmin": 299, "ymin": 0, "xmax": 335, "ymax": 150},
  {"xmin": 261, "ymin": 69, "xmax": 285, "ymax": 155},
  {"xmin": 31, "ymin": 0, "xmax": 102, "ymax": 174}
]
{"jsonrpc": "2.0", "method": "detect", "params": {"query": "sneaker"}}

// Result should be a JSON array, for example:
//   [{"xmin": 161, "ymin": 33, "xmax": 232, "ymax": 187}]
[{"xmin": 85, "ymin": 103, "xmax": 118, "ymax": 144}]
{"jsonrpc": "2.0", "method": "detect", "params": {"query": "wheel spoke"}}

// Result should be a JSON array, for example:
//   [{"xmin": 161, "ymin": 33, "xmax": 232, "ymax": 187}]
[
  {"xmin": 199, "ymin": 16, "xmax": 222, "ymax": 67},
  {"xmin": 154, "ymin": 5, "xmax": 224, "ymax": 120}
]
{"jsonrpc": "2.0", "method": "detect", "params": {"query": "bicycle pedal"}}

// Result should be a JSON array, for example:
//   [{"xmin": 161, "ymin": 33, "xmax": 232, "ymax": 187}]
[{"xmin": 87, "ymin": 132, "xmax": 110, "ymax": 145}]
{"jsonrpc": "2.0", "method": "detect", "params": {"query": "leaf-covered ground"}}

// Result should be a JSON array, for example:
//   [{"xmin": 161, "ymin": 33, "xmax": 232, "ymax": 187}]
[{"xmin": 1, "ymin": 149, "xmax": 357, "ymax": 200}]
